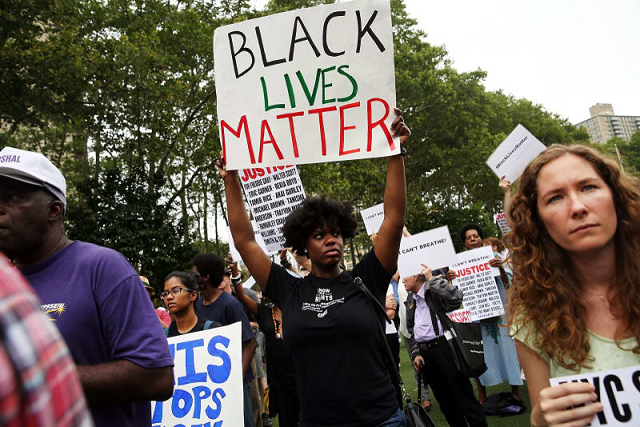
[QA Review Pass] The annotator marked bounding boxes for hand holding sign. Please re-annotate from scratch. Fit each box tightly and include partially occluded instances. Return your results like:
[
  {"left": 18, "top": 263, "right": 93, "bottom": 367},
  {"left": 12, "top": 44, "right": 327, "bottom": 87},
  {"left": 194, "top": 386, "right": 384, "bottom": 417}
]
[{"left": 533, "top": 382, "right": 603, "bottom": 427}]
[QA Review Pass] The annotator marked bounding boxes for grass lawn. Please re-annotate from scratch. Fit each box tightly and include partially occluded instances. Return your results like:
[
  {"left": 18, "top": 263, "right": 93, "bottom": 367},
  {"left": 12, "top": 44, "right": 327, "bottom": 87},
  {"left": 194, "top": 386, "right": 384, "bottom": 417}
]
[{"left": 268, "top": 336, "right": 532, "bottom": 426}]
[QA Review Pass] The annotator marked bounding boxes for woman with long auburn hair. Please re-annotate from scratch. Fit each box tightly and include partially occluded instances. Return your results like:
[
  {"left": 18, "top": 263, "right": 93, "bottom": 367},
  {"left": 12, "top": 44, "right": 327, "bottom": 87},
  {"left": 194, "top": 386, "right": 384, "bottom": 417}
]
[{"left": 508, "top": 144, "right": 640, "bottom": 426}]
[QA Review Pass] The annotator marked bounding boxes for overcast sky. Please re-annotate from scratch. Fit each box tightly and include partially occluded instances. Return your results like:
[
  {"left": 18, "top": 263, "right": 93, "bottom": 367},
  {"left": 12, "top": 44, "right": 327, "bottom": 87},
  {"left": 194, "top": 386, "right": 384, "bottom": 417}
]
[{"left": 403, "top": 0, "right": 640, "bottom": 124}]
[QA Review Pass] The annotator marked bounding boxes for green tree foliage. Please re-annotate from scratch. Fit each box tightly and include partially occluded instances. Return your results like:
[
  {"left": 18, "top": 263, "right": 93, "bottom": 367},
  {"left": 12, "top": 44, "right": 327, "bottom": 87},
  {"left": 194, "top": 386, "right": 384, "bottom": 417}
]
[{"left": 0, "top": 0, "right": 591, "bottom": 274}]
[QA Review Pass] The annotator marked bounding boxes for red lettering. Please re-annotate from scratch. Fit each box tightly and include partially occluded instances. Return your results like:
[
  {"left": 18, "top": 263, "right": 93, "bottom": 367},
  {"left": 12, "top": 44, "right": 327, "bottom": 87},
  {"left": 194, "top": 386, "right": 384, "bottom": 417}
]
[
  {"left": 240, "top": 169, "right": 250, "bottom": 182},
  {"left": 258, "top": 120, "right": 284, "bottom": 163},
  {"left": 366, "top": 98, "right": 394, "bottom": 152},
  {"left": 256, "top": 168, "right": 265, "bottom": 177},
  {"left": 276, "top": 111, "right": 304, "bottom": 158},
  {"left": 339, "top": 102, "right": 361, "bottom": 156},
  {"left": 308, "top": 106, "right": 337, "bottom": 156},
  {"left": 221, "top": 115, "right": 255, "bottom": 164}
]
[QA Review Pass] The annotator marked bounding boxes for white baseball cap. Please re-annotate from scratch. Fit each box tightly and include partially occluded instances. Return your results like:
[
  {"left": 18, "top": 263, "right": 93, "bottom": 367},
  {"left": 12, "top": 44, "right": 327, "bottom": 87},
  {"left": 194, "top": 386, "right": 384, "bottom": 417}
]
[{"left": 0, "top": 146, "right": 67, "bottom": 210}]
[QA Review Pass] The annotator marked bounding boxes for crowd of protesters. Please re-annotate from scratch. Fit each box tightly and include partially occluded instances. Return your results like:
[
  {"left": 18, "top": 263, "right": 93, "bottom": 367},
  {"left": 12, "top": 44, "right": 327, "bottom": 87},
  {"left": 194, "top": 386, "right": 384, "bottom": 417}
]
[{"left": 1, "top": 117, "right": 639, "bottom": 427}]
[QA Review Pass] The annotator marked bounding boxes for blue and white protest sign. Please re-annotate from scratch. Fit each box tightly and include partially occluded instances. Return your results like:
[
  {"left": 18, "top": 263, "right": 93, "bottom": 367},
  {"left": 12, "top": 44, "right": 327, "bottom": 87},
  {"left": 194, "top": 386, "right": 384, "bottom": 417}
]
[{"left": 152, "top": 323, "right": 244, "bottom": 427}]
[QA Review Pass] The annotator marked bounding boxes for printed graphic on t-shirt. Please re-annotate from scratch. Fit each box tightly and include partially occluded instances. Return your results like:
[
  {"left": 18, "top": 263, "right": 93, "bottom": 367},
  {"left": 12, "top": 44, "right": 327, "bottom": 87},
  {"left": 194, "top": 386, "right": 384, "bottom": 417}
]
[
  {"left": 41, "top": 303, "right": 66, "bottom": 321},
  {"left": 302, "top": 288, "right": 344, "bottom": 318}
]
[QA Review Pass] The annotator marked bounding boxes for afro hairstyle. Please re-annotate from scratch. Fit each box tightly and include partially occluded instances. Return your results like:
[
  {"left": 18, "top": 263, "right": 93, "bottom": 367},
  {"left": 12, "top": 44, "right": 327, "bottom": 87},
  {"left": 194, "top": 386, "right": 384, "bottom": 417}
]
[
  {"left": 459, "top": 223, "right": 485, "bottom": 243},
  {"left": 282, "top": 195, "right": 357, "bottom": 255}
]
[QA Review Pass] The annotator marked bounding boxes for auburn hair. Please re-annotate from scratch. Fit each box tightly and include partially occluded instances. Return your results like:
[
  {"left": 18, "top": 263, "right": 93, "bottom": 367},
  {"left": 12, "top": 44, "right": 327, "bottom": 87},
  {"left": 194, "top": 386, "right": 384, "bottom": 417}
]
[{"left": 507, "top": 144, "right": 640, "bottom": 371}]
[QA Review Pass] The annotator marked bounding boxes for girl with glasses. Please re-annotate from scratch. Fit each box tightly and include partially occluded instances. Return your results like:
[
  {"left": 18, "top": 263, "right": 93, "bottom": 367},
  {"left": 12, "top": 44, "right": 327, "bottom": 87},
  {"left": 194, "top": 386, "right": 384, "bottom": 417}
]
[{"left": 162, "top": 272, "right": 220, "bottom": 337}]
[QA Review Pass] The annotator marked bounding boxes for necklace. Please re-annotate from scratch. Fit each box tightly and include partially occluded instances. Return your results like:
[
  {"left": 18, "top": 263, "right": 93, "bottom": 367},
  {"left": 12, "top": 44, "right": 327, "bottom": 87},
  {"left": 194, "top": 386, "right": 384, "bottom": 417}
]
[{"left": 272, "top": 307, "right": 282, "bottom": 339}]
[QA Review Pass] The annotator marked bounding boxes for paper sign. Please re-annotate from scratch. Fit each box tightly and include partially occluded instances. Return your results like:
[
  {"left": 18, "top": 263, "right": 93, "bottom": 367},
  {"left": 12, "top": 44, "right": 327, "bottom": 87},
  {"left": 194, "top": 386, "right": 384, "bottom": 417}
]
[
  {"left": 550, "top": 365, "right": 640, "bottom": 426},
  {"left": 494, "top": 212, "right": 511, "bottom": 234},
  {"left": 486, "top": 124, "right": 546, "bottom": 182},
  {"left": 242, "top": 276, "right": 256, "bottom": 290},
  {"left": 446, "top": 308, "right": 472, "bottom": 324},
  {"left": 214, "top": 0, "right": 398, "bottom": 170},
  {"left": 240, "top": 165, "right": 306, "bottom": 253},
  {"left": 228, "top": 221, "right": 269, "bottom": 263},
  {"left": 397, "top": 226, "right": 457, "bottom": 277},
  {"left": 361, "top": 202, "right": 385, "bottom": 235},
  {"left": 151, "top": 323, "right": 244, "bottom": 426},
  {"left": 449, "top": 246, "right": 504, "bottom": 321}
]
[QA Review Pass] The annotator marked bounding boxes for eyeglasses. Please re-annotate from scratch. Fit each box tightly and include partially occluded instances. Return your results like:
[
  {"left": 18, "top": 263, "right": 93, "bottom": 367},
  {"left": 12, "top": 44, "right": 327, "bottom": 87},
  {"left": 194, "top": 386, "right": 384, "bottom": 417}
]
[{"left": 159, "top": 286, "right": 196, "bottom": 299}]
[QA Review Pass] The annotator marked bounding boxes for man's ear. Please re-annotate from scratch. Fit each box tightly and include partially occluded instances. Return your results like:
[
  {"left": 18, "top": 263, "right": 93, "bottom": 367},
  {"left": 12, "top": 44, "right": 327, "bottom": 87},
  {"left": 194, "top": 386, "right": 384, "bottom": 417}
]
[
  {"left": 48, "top": 199, "right": 65, "bottom": 223},
  {"left": 202, "top": 274, "right": 210, "bottom": 284}
]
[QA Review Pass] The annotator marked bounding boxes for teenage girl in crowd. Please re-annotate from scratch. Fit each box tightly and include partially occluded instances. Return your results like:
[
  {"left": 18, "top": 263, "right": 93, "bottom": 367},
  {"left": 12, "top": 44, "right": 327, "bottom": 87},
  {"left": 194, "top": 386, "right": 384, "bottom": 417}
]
[
  {"left": 162, "top": 272, "right": 219, "bottom": 337},
  {"left": 218, "top": 109, "right": 410, "bottom": 426},
  {"left": 508, "top": 145, "right": 640, "bottom": 426}
]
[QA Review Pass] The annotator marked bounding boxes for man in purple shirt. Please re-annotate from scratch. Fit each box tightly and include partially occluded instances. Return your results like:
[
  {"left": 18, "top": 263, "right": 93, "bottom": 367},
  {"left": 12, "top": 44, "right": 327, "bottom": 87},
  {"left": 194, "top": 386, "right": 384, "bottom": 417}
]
[
  {"left": 0, "top": 147, "right": 174, "bottom": 426},
  {"left": 405, "top": 266, "right": 487, "bottom": 427}
]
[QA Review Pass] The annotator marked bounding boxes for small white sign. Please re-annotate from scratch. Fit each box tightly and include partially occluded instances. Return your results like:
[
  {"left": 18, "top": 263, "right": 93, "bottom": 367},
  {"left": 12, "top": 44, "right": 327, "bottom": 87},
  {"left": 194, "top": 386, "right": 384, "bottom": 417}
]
[
  {"left": 494, "top": 212, "right": 511, "bottom": 234},
  {"left": 239, "top": 166, "right": 306, "bottom": 253},
  {"left": 449, "top": 246, "right": 504, "bottom": 321},
  {"left": 550, "top": 365, "right": 640, "bottom": 426},
  {"left": 360, "top": 202, "right": 385, "bottom": 235},
  {"left": 446, "top": 308, "right": 472, "bottom": 323},
  {"left": 397, "top": 226, "right": 457, "bottom": 277},
  {"left": 151, "top": 323, "right": 244, "bottom": 426},
  {"left": 486, "top": 124, "right": 546, "bottom": 182},
  {"left": 214, "top": 0, "right": 398, "bottom": 170}
]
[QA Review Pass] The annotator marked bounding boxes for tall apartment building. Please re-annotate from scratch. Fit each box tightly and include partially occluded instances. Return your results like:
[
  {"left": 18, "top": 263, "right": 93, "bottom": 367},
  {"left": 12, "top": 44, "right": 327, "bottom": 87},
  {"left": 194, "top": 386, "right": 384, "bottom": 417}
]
[{"left": 575, "top": 103, "right": 640, "bottom": 144}]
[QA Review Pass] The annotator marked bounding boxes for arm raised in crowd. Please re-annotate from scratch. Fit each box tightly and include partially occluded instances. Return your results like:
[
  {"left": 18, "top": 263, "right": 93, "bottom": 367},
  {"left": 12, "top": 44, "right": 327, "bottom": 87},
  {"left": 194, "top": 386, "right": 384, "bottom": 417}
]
[
  {"left": 373, "top": 108, "right": 410, "bottom": 274},
  {"left": 499, "top": 175, "right": 514, "bottom": 229},
  {"left": 78, "top": 361, "right": 174, "bottom": 404},
  {"left": 217, "top": 158, "right": 272, "bottom": 291}
]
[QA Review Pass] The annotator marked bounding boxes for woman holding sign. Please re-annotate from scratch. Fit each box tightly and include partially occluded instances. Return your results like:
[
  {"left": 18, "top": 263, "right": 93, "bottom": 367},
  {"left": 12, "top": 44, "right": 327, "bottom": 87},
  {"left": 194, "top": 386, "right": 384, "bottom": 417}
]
[
  {"left": 218, "top": 109, "right": 410, "bottom": 426},
  {"left": 508, "top": 145, "right": 640, "bottom": 426}
]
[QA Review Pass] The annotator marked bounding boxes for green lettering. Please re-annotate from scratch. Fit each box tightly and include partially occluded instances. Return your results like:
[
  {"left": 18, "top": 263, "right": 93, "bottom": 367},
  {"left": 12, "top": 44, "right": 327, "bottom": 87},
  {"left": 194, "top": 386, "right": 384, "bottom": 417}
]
[
  {"left": 261, "top": 77, "right": 284, "bottom": 111},
  {"left": 284, "top": 74, "right": 296, "bottom": 108},
  {"left": 296, "top": 69, "right": 322, "bottom": 106},
  {"left": 337, "top": 65, "right": 358, "bottom": 102},
  {"left": 321, "top": 66, "right": 336, "bottom": 104}
]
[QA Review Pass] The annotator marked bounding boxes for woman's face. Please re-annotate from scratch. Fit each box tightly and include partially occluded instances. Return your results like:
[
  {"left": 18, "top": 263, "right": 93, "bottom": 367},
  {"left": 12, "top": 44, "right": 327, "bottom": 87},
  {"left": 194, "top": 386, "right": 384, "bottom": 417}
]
[
  {"left": 464, "top": 229, "right": 483, "bottom": 250},
  {"left": 163, "top": 276, "right": 196, "bottom": 315},
  {"left": 305, "top": 223, "right": 343, "bottom": 268},
  {"left": 536, "top": 154, "right": 617, "bottom": 257}
]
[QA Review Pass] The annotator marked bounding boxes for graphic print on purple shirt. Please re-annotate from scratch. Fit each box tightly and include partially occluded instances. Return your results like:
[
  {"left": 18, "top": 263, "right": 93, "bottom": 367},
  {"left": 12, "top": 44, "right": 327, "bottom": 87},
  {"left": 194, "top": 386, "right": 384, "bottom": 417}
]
[{"left": 19, "top": 241, "right": 174, "bottom": 427}]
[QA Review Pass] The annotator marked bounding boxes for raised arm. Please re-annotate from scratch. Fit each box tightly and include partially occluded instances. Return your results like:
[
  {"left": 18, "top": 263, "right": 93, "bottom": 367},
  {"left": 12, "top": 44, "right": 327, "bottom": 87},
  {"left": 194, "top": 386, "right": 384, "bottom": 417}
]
[
  {"left": 373, "top": 108, "right": 410, "bottom": 274},
  {"left": 499, "top": 175, "right": 514, "bottom": 229},
  {"left": 217, "top": 158, "right": 272, "bottom": 291}
]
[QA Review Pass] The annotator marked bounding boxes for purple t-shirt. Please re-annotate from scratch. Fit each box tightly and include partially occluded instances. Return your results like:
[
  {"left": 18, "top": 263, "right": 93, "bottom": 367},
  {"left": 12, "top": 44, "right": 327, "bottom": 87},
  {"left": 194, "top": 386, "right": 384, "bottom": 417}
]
[{"left": 19, "top": 241, "right": 174, "bottom": 427}]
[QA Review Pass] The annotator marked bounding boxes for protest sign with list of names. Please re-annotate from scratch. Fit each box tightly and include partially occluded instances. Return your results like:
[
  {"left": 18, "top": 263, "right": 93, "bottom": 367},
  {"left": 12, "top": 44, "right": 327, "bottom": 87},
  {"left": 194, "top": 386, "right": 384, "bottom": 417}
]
[
  {"left": 228, "top": 220, "right": 270, "bottom": 262},
  {"left": 151, "top": 323, "right": 244, "bottom": 427},
  {"left": 494, "top": 212, "right": 511, "bottom": 234},
  {"left": 214, "top": 0, "right": 398, "bottom": 170},
  {"left": 449, "top": 246, "right": 504, "bottom": 321},
  {"left": 550, "top": 365, "right": 640, "bottom": 426},
  {"left": 486, "top": 124, "right": 546, "bottom": 183},
  {"left": 240, "top": 165, "right": 306, "bottom": 253}
]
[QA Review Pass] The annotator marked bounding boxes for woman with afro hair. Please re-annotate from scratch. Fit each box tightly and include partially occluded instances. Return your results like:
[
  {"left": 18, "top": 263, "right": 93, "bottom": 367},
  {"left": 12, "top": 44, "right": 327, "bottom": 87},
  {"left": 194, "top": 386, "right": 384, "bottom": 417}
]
[
  {"left": 508, "top": 144, "right": 640, "bottom": 426},
  {"left": 217, "top": 109, "right": 410, "bottom": 427}
]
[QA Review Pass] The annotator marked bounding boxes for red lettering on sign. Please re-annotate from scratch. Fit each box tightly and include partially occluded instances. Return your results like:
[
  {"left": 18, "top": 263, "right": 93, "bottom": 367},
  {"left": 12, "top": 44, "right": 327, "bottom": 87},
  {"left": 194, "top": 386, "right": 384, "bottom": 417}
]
[
  {"left": 221, "top": 115, "right": 255, "bottom": 164},
  {"left": 308, "top": 106, "right": 337, "bottom": 156},
  {"left": 276, "top": 111, "right": 304, "bottom": 158},
  {"left": 367, "top": 98, "right": 394, "bottom": 152},
  {"left": 339, "top": 102, "right": 361, "bottom": 156},
  {"left": 258, "top": 120, "right": 284, "bottom": 163}
]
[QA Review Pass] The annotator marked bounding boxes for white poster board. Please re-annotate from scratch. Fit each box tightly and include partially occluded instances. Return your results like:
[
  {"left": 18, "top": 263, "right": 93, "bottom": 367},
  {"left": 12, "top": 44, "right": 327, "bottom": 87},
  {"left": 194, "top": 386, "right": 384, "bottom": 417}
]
[
  {"left": 449, "top": 246, "right": 504, "bottom": 321},
  {"left": 486, "top": 124, "right": 546, "bottom": 182},
  {"left": 360, "top": 202, "right": 384, "bottom": 235},
  {"left": 494, "top": 212, "right": 511, "bottom": 234},
  {"left": 397, "top": 226, "right": 457, "bottom": 277},
  {"left": 228, "top": 221, "right": 269, "bottom": 262},
  {"left": 214, "top": 0, "right": 398, "bottom": 170},
  {"left": 240, "top": 165, "right": 306, "bottom": 253},
  {"left": 151, "top": 323, "right": 244, "bottom": 426},
  {"left": 550, "top": 365, "right": 640, "bottom": 426}
]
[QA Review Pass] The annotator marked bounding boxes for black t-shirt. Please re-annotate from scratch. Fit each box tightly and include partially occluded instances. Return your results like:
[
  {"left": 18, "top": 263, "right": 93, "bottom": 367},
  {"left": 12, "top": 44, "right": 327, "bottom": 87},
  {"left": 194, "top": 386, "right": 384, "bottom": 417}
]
[
  {"left": 265, "top": 250, "right": 398, "bottom": 427},
  {"left": 166, "top": 316, "right": 221, "bottom": 338},
  {"left": 256, "top": 303, "right": 296, "bottom": 390}
]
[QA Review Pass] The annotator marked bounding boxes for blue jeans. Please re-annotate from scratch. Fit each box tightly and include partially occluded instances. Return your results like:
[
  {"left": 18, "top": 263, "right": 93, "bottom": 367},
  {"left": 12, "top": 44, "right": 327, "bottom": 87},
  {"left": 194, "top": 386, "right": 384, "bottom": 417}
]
[
  {"left": 377, "top": 408, "right": 407, "bottom": 427},
  {"left": 243, "top": 381, "right": 255, "bottom": 427}
]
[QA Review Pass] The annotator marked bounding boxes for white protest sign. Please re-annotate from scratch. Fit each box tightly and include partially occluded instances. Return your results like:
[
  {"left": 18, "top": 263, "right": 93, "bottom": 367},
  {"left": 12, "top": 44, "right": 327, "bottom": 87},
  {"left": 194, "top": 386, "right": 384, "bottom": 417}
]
[
  {"left": 214, "top": 0, "right": 398, "bottom": 170},
  {"left": 360, "top": 202, "right": 385, "bottom": 235},
  {"left": 397, "top": 226, "right": 457, "bottom": 277},
  {"left": 449, "top": 246, "right": 504, "bottom": 321},
  {"left": 151, "top": 323, "right": 244, "bottom": 426},
  {"left": 240, "top": 165, "right": 306, "bottom": 253},
  {"left": 446, "top": 308, "right": 473, "bottom": 323},
  {"left": 228, "top": 221, "right": 269, "bottom": 262},
  {"left": 486, "top": 124, "right": 546, "bottom": 182},
  {"left": 550, "top": 365, "right": 640, "bottom": 426},
  {"left": 494, "top": 212, "right": 511, "bottom": 234},
  {"left": 242, "top": 275, "right": 256, "bottom": 290}
]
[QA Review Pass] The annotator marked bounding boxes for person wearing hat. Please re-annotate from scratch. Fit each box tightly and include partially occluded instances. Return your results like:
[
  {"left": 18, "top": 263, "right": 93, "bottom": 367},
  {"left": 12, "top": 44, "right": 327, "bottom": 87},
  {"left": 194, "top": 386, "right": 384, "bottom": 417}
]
[
  {"left": 0, "top": 146, "right": 174, "bottom": 426},
  {"left": 141, "top": 275, "right": 171, "bottom": 328}
]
